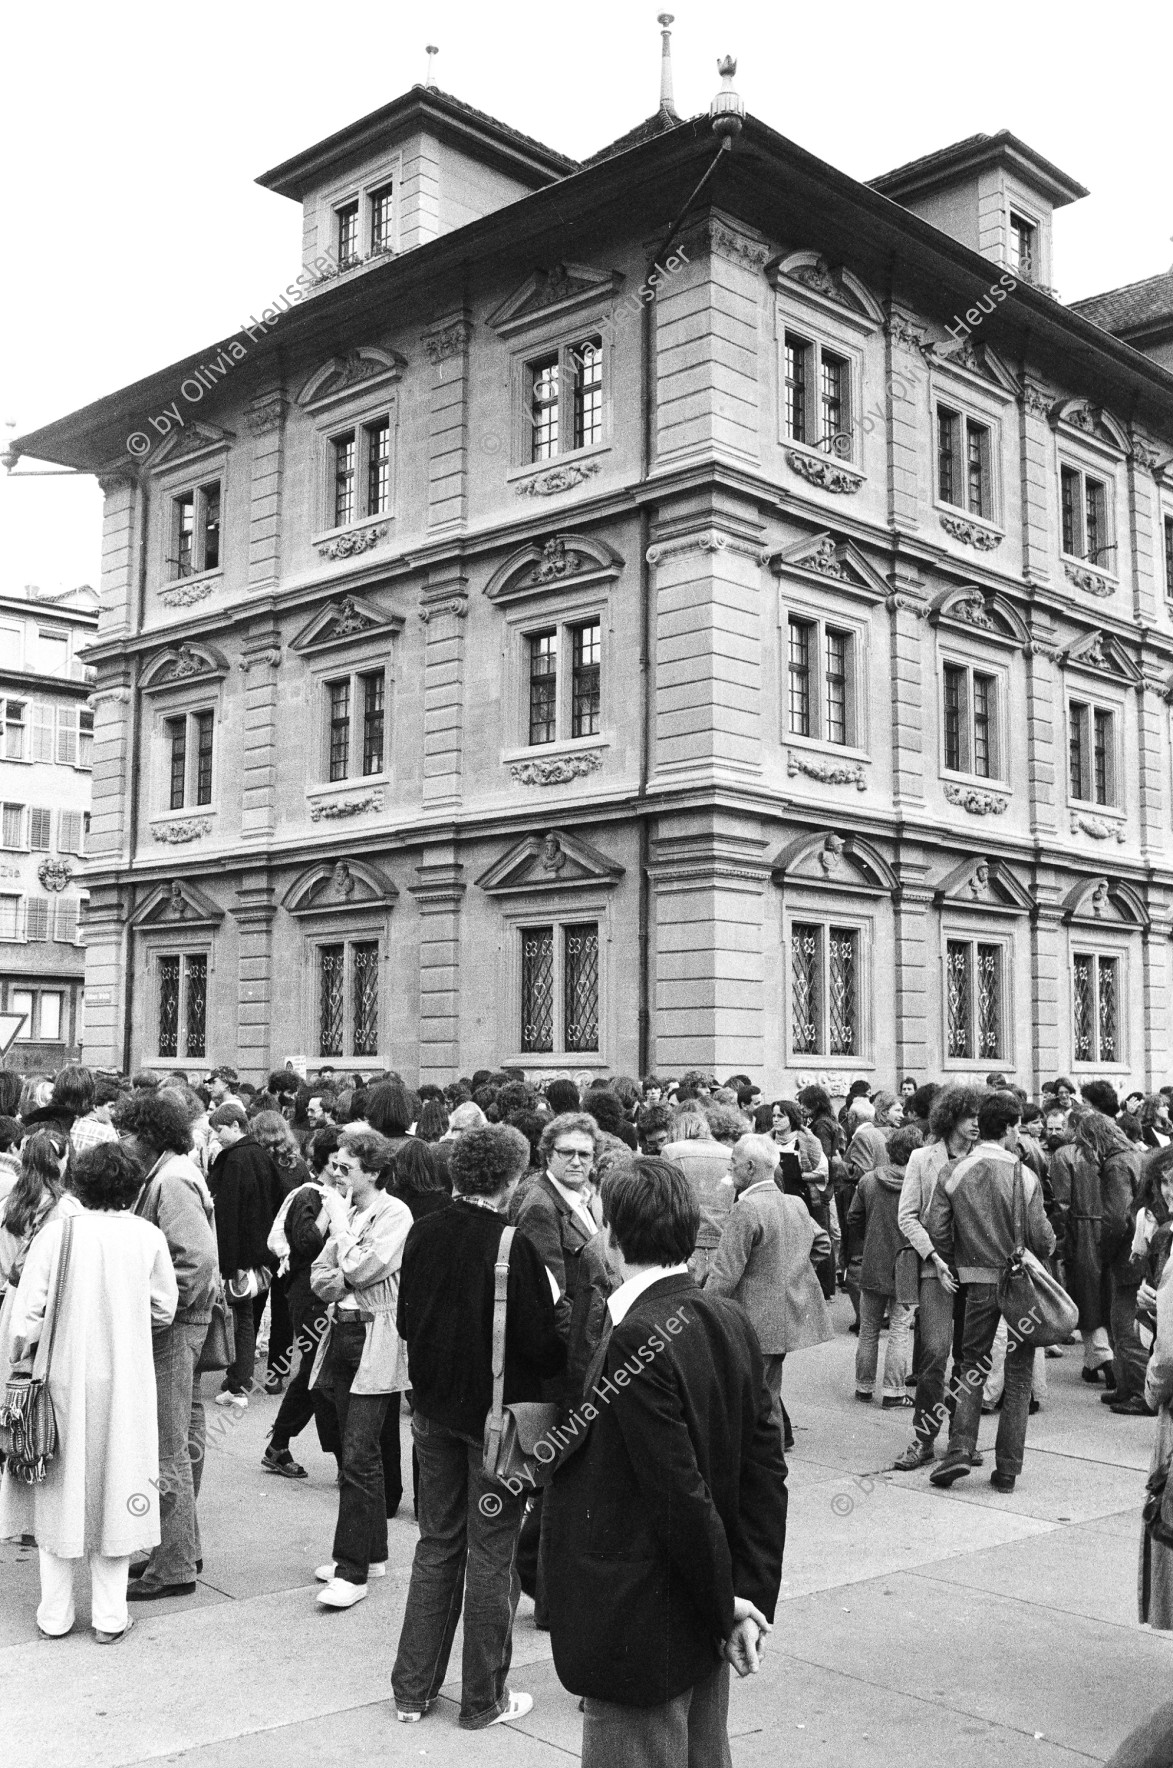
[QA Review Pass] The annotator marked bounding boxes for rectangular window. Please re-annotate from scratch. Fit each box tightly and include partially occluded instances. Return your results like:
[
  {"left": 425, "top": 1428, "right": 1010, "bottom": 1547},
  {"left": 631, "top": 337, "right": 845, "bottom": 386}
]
[
  {"left": 938, "top": 408, "right": 960, "bottom": 506},
  {"left": 54, "top": 899, "right": 78, "bottom": 944},
  {"left": 784, "top": 335, "right": 809, "bottom": 445},
  {"left": 56, "top": 706, "right": 78, "bottom": 767},
  {"left": 39, "top": 992, "right": 62, "bottom": 1042},
  {"left": 947, "top": 940, "right": 1003, "bottom": 1060},
  {"left": 1061, "top": 463, "right": 1113, "bottom": 567},
  {"left": 369, "top": 182, "right": 394, "bottom": 255},
  {"left": 185, "top": 955, "right": 207, "bottom": 1059},
  {"left": 10, "top": 987, "right": 33, "bottom": 1031},
  {"left": 202, "top": 483, "right": 220, "bottom": 572},
  {"left": 824, "top": 629, "right": 848, "bottom": 746},
  {"left": 1074, "top": 952, "right": 1119, "bottom": 1064},
  {"left": 788, "top": 618, "right": 812, "bottom": 738},
  {"left": 319, "top": 945, "right": 344, "bottom": 1057},
  {"left": 78, "top": 709, "right": 93, "bottom": 769},
  {"left": 175, "top": 492, "right": 195, "bottom": 578},
  {"left": 563, "top": 924, "right": 600, "bottom": 1052},
  {"left": 328, "top": 680, "right": 351, "bottom": 781},
  {"left": 1009, "top": 213, "right": 1036, "bottom": 280},
  {"left": 571, "top": 622, "right": 601, "bottom": 739},
  {"left": 361, "top": 672, "right": 384, "bottom": 776},
  {"left": 366, "top": 418, "right": 391, "bottom": 516},
  {"left": 791, "top": 922, "right": 859, "bottom": 1057},
  {"left": 820, "top": 351, "right": 846, "bottom": 450},
  {"left": 352, "top": 942, "right": 379, "bottom": 1057},
  {"left": 1, "top": 804, "right": 23, "bottom": 850},
  {"left": 0, "top": 898, "right": 21, "bottom": 941},
  {"left": 167, "top": 716, "right": 187, "bottom": 810},
  {"left": 26, "top": 898, "right": 49, "bottom": 942},
  {"left": 57, "top": 810, "right": 81, "bottom": 855},
  {"left": 194, "top": 711, "right": 214, "bottom": 807},
  {"left": 319, "top": 939, "right": 381, "bottom": 1060},
  {"left": 170, "top": 482, "right": 221, "bottom": 580},
  {"left": 337, "top": 201, "right": 360, "bottom": 269},
  {"left": 966, "top": 421, "right": 990, "bottom": 519},
  {"left": 34, "top": 629, "right": 69, "bottom": 677},
  {"left": 3, "top": 698, "right": 26, "bottom": 760},
  {"left": 571, "top": 339, "right": 604, "bottom": 451},
  {"left": 530, "top": 355, "right": 560, "bottom": 462},
  {"left": 30, "top": 807, "right": 51, "bottom": 851},
  {"left": 158, "top": 955, "right": 180, "bottom": 1057},
  {"left": 156, "top": 953, "right": 207, "bottom": 1059},
  {"left": 526, "top": 336, "right": 605, "bottom": 463},
  {"left": 1069, "top": 699, "right": 1115, "bottom": 805},
  {"left": 519, "top": 920, "right": 600, "bottom": 1055},
  {"left": 528, "top": 631, "right": 558, "bottom": 745},
  {"left": 943, "top": 663, "right": 999, "bottom": 779},
  {"left": 521, "top": 926, "right": 554, "bottom": 1053},
  {"left": 938, "top": 406, "right": 991, "bottom": 516},
  {"left": 333, "top": 433, "right": 356, "bottom": 528}
]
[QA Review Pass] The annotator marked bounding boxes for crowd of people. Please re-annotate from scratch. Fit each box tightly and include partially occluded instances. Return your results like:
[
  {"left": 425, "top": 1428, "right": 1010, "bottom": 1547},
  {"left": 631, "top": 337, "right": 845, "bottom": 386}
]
[{"left": 2, "top": 1055, "right": 1173, "bottom": 1762}]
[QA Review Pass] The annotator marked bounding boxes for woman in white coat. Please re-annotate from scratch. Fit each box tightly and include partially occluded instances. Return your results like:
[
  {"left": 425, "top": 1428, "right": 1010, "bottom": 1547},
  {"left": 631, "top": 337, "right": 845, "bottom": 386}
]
[{"left": 0, "top": 1141, "right": 177, "bottom": 1642}]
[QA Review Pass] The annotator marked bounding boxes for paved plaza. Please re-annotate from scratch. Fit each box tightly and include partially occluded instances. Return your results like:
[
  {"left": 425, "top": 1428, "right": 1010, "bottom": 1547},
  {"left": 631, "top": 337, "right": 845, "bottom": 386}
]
[{"left": 1, "top": 1301, "right": 1166, "bottom": 1767}]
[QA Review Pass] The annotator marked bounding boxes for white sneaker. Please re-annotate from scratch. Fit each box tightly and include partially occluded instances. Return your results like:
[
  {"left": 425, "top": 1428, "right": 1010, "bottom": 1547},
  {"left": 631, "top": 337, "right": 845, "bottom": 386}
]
[
  {"left": 489, "top": 1693, "right": 533, "bottom": 1725},
  {"left": 316, "top": 1578, "right": 368, "bottom": 1609},
  {"left": 315, "top": 1561, "right": 386, "bottom": 1582},
  {"left": 214, "top": 1390, "right": 248, "bottom": 1410}
]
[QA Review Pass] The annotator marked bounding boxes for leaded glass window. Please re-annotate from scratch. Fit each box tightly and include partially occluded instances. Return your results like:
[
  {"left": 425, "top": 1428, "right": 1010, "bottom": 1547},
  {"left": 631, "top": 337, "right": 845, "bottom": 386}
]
[
  {"left": 353, "top": 942, "right": 379, "bottom": 1057},
  {"left": 972, "top": 674, "right": 992, "bottom": 778},
  {"left": 938, "top": 409, "right": 960, "bottom": 506},
  {"left": 1061, "top": 465, "right": 1079, "bottom": 555},
  {"left": 1073, "top": 951, "right": 1120, "bottom": 1065},
  {"left": 319, "top": 945, "right": 344, "bottom": 1058},
  {"left": 790, "top": 924, "right": 820, "bottom": 1057},
  {"left": 158, "top": 955, "right": 180, "bottom": 1058},
  {"left": 564, "top": 924, "right": 599, "bottom": 1052},
  {"left": 948, "top": 940, "right": 1002, "bottom": 1061},
  {"left": 943, "top": 666, "right": 964, "bottom": 773},
  {"left": 185, "top": 955, "right": 207, "bottom": 1059},
  {"left": 828, "top": 929, "right": 857, "bottom": 1057},
  {"left": 792, "top": 922, "right": 859, "bottom": 1058},
  {"left": 965, "top": 421, "right": 989, "bottom": 518},
  {"left": 521, "top": 927, "right": 554, "bottom": 1052}
]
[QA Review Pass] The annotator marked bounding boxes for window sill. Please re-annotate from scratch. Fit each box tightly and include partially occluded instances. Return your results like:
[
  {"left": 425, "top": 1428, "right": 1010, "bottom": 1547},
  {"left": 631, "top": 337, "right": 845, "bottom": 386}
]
[
  {"left": 312, "top": 515, "right": 393, "bottom": 560},
  {"left": 934, "top": 503, "right": 1003, "bottom": 547},
  {"left": 1061, "top": 556, "right": 1117, "bottom": 596},
  {"left": 505, "top": 1052, "right": 608, "bottom": 1073},
  {"left": 507, "top": 443, "right": 610, "bottom": 488},
  {"left": 783, "top": 443, "right": 865, "bottom": 495},
  {"left": 787, "top": 1055, "right": 873, "bottom": 1073},
  {"left": 1067, "top": 800, "right": 1123, "bottom": 818},
  {"left": 159, "top": 570, "right": 223, "bottom": 607},
  {"left": 306, "top": 779, "right": 388, "bottom": 822},
  {"left": 786, "top": 735, "right": 869, "bottom": 763},
  {"left": 502, "top": 738, "right": 609, "bottom": 765},
  {"left": 148, "top": 810, "right": 216, "bottom": 846}
]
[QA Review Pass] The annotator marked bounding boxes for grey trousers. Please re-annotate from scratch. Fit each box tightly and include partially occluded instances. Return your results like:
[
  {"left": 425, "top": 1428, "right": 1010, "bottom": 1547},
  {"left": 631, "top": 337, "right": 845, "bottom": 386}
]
[
  {"left": 583, "top": 1662, "right": 732, "bottom": 1768},
  {"left": 137, "top": 1319, "right": 207, "bottom": 1588}
]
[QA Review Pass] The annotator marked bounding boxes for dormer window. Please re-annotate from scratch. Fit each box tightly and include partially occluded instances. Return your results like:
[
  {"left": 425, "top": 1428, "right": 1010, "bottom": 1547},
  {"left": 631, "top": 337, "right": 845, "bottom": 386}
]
[
  {"left": 1009, "top": 213, "right": 1036, "bottom": 281},
  {"left": 369, "top": 183, "right": 395, "bottom": 255},
  {"left": 337, "top": 201, "right": 360, "bottom": 270},
  {"left": 170, "top": 482, "right": 221, "bottom": 579},
  {"left": 1061, "top": 464, "right": 1112, "bottom": 567}
]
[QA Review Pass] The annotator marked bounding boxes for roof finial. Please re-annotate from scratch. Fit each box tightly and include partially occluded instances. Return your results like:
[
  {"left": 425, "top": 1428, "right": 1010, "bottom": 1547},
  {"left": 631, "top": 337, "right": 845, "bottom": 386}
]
[
  {"left": 657, "top": 14, "right": 678, "bottom": 119},
  {"left": 425, "top": 44, "right": 439, "bottom": 88},
  {"left": 709, "top": 55, "right": 744, "bottom": 151}
]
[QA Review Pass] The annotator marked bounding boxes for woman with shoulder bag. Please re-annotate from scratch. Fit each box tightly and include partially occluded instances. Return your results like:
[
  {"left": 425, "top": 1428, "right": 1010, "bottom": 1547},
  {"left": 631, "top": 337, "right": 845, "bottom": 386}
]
[
  {"left": 0, "top": 1130, "right": 80, "bottom": 1381},
  {"left": 1140, "top": 1229, "right": 1173, "bottom": 1627}
]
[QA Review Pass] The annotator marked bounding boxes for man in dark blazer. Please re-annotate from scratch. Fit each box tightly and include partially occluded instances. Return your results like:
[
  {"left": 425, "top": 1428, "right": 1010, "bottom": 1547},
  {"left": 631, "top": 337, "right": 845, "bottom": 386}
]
[{"left": 545, "top": 1156, "right": 787, "bottom": 1768}]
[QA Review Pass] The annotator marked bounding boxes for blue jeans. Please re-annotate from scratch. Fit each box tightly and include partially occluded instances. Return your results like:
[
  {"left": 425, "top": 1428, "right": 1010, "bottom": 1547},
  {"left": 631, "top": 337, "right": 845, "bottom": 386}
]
[
  {"left": 946, "top": 1282, "right": 1034, "bottom": 1475},
  {"left": 391, "top": 1412, "right": 525, "bottom": 1727},
  {"left": 328, "top": 1319, "right": 394, "bottom": 1584},
  {"left": 138, "top": 1320, "right": 207, "bottom": 1588}
]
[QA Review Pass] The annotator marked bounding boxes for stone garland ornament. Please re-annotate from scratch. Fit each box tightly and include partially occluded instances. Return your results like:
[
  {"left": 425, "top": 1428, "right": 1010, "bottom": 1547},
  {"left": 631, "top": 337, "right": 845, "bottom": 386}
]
[
  {"left": 516, "top": 461, "right": 600, "bottom": 498},
  {"left": 939, "top": 514, "right": 1003, "bottom": 551},
  {"left": 1064, "top": 563, "right": 1114, "bottom": 597},
  {"left": 786, "top": 752, "right": 868, "bottom": 791},
  {"left": 1071, "top": 813, "right": 1126, "bottom": 843},
  {"left": 944, "top": 783, "right": 1008, "bottom": 815},
  {"left": 160, "top": 581, "right": 214, "bottom": 609},
  {"left": 785, "top": 450, "right": 863, "bottom": 494},
  {"left": 422, "top": 321, "right": 473, "bottom": 364},
  {"left": 309, "top": 792, "right": 384, "bottom": 821},
  {"left": 510, "top": 752, "right": 604, "bottom": 786},
  {"left": 529, "top": 538, "right": 584, "bottom": 584},
  {"left": 152, "top": 818, "right": 212, "bottom": 844},
  {"left": 317, "top": 525, "right": 388, "bottom": 560},
  {"left": 37, "top": 858, "right": 73, "bottom": 892}
]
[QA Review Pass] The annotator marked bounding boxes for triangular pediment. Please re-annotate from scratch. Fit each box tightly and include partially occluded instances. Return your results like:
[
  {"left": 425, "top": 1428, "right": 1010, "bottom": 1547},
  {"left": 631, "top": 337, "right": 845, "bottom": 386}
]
[
  {"left": 297, "top": 348, "right": 405, "bottom": 411},
  {"left": 931, "top": 585, "right": 1028, "bottom": 644},
  {"left": 768, "top": 251, "right": 884, "bottom": 325},
  {"left": 766, "top": 531, "right": 889, "bottom": 599},
  {"left": 484, "top": 533, "right": 623, "bottom": 603},
  {"left": 149, "top": 422, "right": 234, "bottom": 473},
  {"left": 772, "top": 831, "right": 898, "bottom": 896},
  {"left": 935, "top": 856, "right": 1032, "bottom": 913},
  {"left": 283, "top": 858, "right": 398, "bottom": 919},
  {"left": 290, "top": 594, "right": 402, "bottom": 653},
  {"left": 1062, "top": 874, "right": 1148, "bottom": 928},
  {"left": 141, "top": 641, "right": 230, "bottom": 693},
  {"left": 1061, "top": 628, "right": 1141, "bottom": 683},
  {"left": 475, "top": 829, "right": 625, "bottom": 896},
  {"left": 130, "top": 878, "right": 223, "bottom": 930},
  {"left": 928, "top": 337, "right": 1020, "bottom": 394},
  {"left": 487, "top": 263, "right": 623, "bottom": 335},
  {"left": 1052, "top": 399, "right": 1129, "bottom": 453}
]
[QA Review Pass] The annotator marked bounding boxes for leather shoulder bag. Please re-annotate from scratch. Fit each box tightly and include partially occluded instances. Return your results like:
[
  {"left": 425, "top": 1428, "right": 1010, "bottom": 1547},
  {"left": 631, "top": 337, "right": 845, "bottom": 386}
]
[
  {"left": 482, "top": 1225, "right": 560, "bottom": 1489},
  {"left": 997, "top": 1163, "right": 1079, "bottom": 1348},
  {"left": 0, "top": 1214, "right": 74, "bottom": 1483}
]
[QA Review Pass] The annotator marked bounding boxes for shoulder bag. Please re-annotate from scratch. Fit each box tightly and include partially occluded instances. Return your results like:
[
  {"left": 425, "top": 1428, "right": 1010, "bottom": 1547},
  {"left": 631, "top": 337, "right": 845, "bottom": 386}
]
[
  {"left": 196, "top": 1279, "right": 235, "bottom": 1374},
  {"left": 997, "top": 1163, "right": 1079, "bottom": 1348},
  {"left": 0, "top": 1214, "right": 74, "bottom": 1483},
  {"left": 482, "top": 1225, "right": 560, "bottom": 1489}
]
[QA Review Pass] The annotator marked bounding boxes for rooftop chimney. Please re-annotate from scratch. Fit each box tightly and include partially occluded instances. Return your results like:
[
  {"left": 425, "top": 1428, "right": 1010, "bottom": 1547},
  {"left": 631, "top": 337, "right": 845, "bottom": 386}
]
[
  {"left": 425, "top": 45, "right": 439, "bottom": 88},
  {"left": 658, "top": 14, "right": 678, "bottom": 118}
]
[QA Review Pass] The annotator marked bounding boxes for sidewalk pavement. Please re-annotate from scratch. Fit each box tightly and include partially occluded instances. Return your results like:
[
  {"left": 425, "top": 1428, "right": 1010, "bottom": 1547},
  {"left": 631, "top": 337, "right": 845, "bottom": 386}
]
[{"left": 1, "top": 1298, "right": 1169, "bottom": 1767}]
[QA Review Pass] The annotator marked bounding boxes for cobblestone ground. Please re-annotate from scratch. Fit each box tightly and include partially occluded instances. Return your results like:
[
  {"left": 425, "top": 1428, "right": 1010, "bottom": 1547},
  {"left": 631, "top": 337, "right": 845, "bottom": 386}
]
[{"left": 1, "top": 1298, "right": 1167, "bottom": 1767}]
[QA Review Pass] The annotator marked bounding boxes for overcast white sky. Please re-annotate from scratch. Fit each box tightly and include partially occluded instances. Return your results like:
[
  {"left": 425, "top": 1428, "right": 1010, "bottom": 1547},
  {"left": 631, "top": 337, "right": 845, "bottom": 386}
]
[{"left": 1, "top": 0, "right": 1169, "bottom": 601}]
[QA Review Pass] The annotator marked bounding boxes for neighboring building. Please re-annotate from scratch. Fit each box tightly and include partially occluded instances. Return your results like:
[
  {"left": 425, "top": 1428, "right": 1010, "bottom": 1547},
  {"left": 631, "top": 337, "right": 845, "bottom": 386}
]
[
  {"left": 0, "top": 584, "right": 96, "bottom": 1072},
  {"left": 10, "top": 79, "right": 1173, "bottom": 1094}
]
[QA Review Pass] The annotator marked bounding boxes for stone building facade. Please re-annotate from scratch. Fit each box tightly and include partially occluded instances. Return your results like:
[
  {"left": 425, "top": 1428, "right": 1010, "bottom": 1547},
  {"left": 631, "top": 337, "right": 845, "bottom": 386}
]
[
  {"left": 0, "top": 585, "right": 96, "bottom": 1071},
  {"left": 13, "top": 89, "right": 1173, "bottom": 1093}
]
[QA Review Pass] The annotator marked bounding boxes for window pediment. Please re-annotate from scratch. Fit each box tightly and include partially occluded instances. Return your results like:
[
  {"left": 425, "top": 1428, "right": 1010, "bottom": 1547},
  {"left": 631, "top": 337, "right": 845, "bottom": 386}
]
[
  {"left": 772, "top": 831, "right": 897, "bottom": 896},
  {"left": 149, "top": 423, "right": 233, "bottom": 475},
  {"left": 927, "top": 339, "right": 1019, "bottom": 397},
  {"left": 764, "top": 531, "right": 889, "bottom": 601},
  {"left": 1061, "top": 629, "right": 1140, "bottom": 684},
  {"left": 768, "top": 252, "right": 884, "bottom": 328},
  {"left": 297, "top": 348, "right": 405, "bottom": 412},
  {"left": 1062, "top": 874, "right": 1147, "bottom": 928},
  {"left": 291, "top": 594, "right": 403, "bottom": 654},
  {"left": 476, "top": 829, "right": 624, "bottom": 896},
  {"left": 930, "top": 586, "right": 1027, "bottom": 646},
  {"left": 141, "top": 642, "right": 229, "bottom": 693},
  {"left": 130, "top": 879, "right": 223, "bottom": 930},
  {"left": 1051, "top": 399, "right": 1129, "bottom": 454},
  {"left": 484, "top": 533, "right": 623, "bottom": 605},
  {"left": 935, "top": 856, "right": 1032, "bottom": 914},
  {"left": 488, "top": 263, "right": 623, "bottom": 337},
  {"left": 283, "top": 858, "right": 397, "bottom": 920}
]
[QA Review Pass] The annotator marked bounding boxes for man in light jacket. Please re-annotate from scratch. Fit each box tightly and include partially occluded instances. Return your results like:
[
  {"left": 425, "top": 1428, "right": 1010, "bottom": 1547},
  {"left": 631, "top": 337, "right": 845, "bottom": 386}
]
[
  {"left": 704, "top": 1134, "right": 831, "bottom": 1452},
  {"left": 926, "top": 1091, "right": 1055, "bottom": 1493}
]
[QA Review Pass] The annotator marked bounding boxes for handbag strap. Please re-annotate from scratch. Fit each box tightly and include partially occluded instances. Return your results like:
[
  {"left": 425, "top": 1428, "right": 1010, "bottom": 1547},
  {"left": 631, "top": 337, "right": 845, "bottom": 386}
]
[
  {"left": 488, "top": 1225, "right": 516, "bottom": 1443},
  {"left": 41, "top": 1214, "right": 74, "bottom": 1375},
  {"left": 1011, "top": 1161, "right": 1026, "bottom": 1258}
]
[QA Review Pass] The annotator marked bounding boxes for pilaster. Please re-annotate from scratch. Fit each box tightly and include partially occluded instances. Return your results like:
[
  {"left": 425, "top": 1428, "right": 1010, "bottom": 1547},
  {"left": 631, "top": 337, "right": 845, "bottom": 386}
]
[
  {"left": 894, "top": 862, "right": 932, "bottom": 1079},
  {"left": 246, "top": 389, "right": 288, "bottom": 593},
  {"left": 423, "top": 312, "right": 472, "bottom": 531},
  {"left": 87, "top": 673, "right": 134, "bottom": 863},
  {"left": 1024, "top": 627, "right": 1060, "bottom": 838},
  {"left": 1029, "top": 892, "right": 1065, "bottom": 1084},
  {"left": 1019, "top": 379, "right": 1054, "bottom": 588},
  {"left": 886, "top": 571, "right": 927, "bottom": 811},
  {"left": 884, "top": 308, "right": 924, "bottom": 534},
  {"left": 408, "top": 843, "right": 467, "bottom": 1084},
  {"left": 1137, "top": 668, "right": 1168, "bottom": 863},
  {"left": 97, "top": 473, "right": 139, "bottom": 640},
  {"left": 1142, "top": 899, "right": 1173, "bottom": 1090},
  {"left": 240, "top": 623, "right": 283, "bottom": 843},
  {"left": 419, "top": 567, "right": 469, "bottom": 806},
  {"left": 79, "top": 885, "right": 129, "bottom": 1069},
  {"left": 656, "top": 211, "right": 766, "bottom": 468},
  {"left": 231, "top": 872, "right": 276, "bottom": 1080},
  {"left": 1128, "top": 436, "right": 1163, "bottom": 627}
]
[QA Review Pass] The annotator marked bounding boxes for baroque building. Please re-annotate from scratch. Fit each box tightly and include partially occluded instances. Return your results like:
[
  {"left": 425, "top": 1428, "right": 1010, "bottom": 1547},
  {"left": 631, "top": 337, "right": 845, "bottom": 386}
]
[
  {"left": 11, "top": 80, "right": 1173, "bottom": 1093},
  {"left": 0, "top": 584, "right": 96, "bottom": 1070}
]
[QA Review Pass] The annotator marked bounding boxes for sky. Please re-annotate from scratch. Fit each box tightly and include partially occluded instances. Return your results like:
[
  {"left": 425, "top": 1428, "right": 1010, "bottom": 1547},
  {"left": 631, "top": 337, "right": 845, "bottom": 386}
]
[{"left": 1, "top": 0, "right": 1170, "bottom": 601}]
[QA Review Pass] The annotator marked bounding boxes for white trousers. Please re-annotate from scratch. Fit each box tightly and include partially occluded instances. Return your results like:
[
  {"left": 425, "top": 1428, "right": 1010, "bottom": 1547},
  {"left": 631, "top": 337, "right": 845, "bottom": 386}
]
[{"left": 38, "top": 1549, "right": 130, "bottom": 1636}]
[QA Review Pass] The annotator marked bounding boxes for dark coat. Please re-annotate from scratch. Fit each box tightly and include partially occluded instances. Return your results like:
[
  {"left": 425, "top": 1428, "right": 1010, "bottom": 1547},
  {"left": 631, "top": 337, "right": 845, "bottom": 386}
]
[
  {"left": 545, "top": 1273, "right": 787, "bottom": 1708},
  {"left": 847, "top": 1167, "right": 909, "bottom": 1295},
  {"left": 208, "top": 1136, "right": 282, "bottom": 1278},
  {"left": 1063, "top": 1144, "right": 1140, "bottom": 1327},
  {"left": 514, "top": 1172, "right": 597, "bottom": 1367}
]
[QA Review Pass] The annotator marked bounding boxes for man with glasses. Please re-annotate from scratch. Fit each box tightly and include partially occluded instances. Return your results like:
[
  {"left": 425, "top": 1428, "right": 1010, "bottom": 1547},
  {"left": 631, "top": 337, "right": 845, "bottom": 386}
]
[{"left": 514, "top": 1112, "right": 602, "bottom": 1625}]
